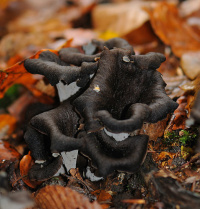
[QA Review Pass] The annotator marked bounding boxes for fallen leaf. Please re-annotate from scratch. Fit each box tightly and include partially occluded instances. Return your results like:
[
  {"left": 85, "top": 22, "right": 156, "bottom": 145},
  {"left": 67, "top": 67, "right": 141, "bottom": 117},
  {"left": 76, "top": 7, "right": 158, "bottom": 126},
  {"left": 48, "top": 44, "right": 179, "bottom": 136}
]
[
  {"left": 153, "top": 169, "right": 180, "bottom": 181},
  {"left": 180, "top": 51, "right": 200, "bottom": 80},
  {"left": 0, "top": 49, "right": 58, "bottom": 103},
  {"left": 92, "top": 1, "right": 151, "bottom": 36},
  {"left": 91, "top": 190, "right": 112, "bottom": 209},
  {"left": 158, "top": 55, "right": 180, "bottom": 77},
  {"left": 34, "top": 185, "right": 102, "bottom": 209},
  {"left": 70, "top": 168, "right": 84, "bottom": 181},
  {"left": 62, "top": 28, "right": 97, "bottom": 47},
  {"left": 156, "top": 152, "right": 176, "bottom": 161},
  {"left": 123, "top": 21, "right": 159, "bottom": 48},
  {"left": 139, "top": 117, "right": 169, "bottom": 141},
  {"left": 0, "top": 139, "right": 21, "bottom": 169},
  {"left": 180, "top": 73, "right": 200, "bottom": 96},
  {"left": 166, "top": 96, "right": 188, "bottom": 131},
  {"left": 20, "top": 152, "right": 43, "bottom": 188},
  {"left": 164, "top": 75, "right": 187, "bottom": 99},
  {"left": 179, "top": 0, "right": 200, "bottom": 17},
  {"left": 122, "top": 199, "right": 145, "bottom": 204},
  {"left": 0, "top": 114, "right": 16, "bottom": 138},
  {"left": 0, "top": 0, "right": 16, "bottom": 10},
  {"left": 184, "top": 168, "right": 200, "bottom": 179},
  {"left": 147, "top": 2, "right": 200, "bottom": 57},
  {"left": 7, "top": 91, "right": 40, "bottom": 121}
]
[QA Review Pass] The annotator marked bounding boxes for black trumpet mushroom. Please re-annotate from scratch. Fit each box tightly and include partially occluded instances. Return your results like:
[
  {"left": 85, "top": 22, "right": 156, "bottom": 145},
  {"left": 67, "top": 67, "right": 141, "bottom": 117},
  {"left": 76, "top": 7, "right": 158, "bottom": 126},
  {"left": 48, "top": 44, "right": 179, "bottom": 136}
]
[{"left": 24, "top": 38, "right": 178, "bottom": 180}]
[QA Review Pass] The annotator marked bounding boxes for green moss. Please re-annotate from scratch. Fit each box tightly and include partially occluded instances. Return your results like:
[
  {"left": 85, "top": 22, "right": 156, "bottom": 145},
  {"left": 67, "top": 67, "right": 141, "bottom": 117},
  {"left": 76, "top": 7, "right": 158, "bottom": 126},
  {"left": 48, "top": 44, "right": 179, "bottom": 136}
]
[
  {"left": 164, "top": 129, "right": 198, "bottom": 147},
  {"left": 0, "top": 84, "right": 23, "bottom": 108},
  {"left": 179, "top": 130, "right": 197, "bottom": 146}
]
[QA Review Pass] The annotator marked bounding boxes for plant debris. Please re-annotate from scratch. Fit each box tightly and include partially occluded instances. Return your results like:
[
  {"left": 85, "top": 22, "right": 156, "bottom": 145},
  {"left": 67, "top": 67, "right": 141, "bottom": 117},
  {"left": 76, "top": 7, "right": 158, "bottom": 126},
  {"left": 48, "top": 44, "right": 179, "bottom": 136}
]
[{"left": 1, "top": 1, "right": 200, "bottom": 209}]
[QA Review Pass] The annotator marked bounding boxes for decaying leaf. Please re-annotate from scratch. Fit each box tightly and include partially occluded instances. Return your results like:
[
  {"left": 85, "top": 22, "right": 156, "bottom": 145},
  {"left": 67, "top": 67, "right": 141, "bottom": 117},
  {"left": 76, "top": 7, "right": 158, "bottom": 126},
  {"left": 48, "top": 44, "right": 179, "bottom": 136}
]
[
  {"left": 147, "top": 2, "right": 200, "bottom": 57},
  {"left": 156, "top": 152, "right": 176, "bottom": 161},
  {"left": 34, "top": 185, "right": 102, "bottom": 209},
  {"left": 166, "top": 95, "right": 189, "bottom": 131},
  {"left": 20, "top": 153, "right": 43, "bottom": 188},
  {"left": 0, "top": 139, "right": 21, "bottom": 169},
  {"left": 91, "top": 190, "right": 112, "bottom": 209},
  {"left": 0, "top": 114, "right": 16, "bottom": 139},
  {"left": 139, "top": 117, "right": 169, "bottom": 141}
]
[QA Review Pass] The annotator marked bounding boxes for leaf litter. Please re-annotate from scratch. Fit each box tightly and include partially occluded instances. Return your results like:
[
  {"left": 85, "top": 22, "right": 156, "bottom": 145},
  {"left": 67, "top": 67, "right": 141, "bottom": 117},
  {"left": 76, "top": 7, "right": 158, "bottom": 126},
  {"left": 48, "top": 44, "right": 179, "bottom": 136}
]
[{"left": 0, "top": 0, "right": 200, "bottom": 209}]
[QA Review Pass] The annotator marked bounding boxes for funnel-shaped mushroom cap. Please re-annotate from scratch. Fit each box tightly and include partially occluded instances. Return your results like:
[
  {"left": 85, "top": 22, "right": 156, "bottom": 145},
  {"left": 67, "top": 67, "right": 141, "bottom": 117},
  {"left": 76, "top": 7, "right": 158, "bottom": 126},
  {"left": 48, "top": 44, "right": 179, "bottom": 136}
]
[{"left": 79, "top": 131, "right": 149, "bottom": 177}]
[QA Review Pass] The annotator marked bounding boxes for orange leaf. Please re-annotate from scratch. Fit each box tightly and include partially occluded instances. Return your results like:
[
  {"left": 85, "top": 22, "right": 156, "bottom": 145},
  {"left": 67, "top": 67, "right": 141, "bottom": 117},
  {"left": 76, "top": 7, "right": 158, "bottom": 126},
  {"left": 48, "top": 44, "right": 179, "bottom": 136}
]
[
  {"left": 0, "top": 0, "right": 16, "bottom": 10},
  {"left": 156, "top": 151, "right": 176, "bottom": 161},
  {"left": 166, "top": 95, "right": 188, "bottom": 131},
  {"left": 122, "top": 199, "right": 145, "bottom": 204},
  {"left": 147, "top": 3, "right": 200, "bottom": 57},
  {"left": 20, "top": 152, "right": 43, "bottom": 188},
  {"left": 92, "top": 189, "right": 112, "bottom": 209},
  {"left": 92, "top": 189, "right": 112, "bottom": 202},
  {"left": 0, "top": 114, "right": 16, "bottom": 135},
  {"left": 0, "top": 49, "right": 58, "bottom": 103}
]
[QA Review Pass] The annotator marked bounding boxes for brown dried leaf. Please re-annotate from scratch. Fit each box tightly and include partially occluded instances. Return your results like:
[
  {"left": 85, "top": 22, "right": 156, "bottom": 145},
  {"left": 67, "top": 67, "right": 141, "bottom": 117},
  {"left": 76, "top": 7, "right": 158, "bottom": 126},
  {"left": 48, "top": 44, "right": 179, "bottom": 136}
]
[
  {"left": 34, "top": 185, "right": 102, "bottom": 209},
  {"left": 147, "top": 2, "right": 200, "bottom": 57},
  {"left": 158, "top": 55, "right": 180, "bottom": 77},
  {"left": 139, "top": 117, "right": 169, "bottom": 141},
  {"left": 7, "top": 92, "right": 39, "bottom": 121},
  {"left": 0, "top": 139, "right": 21, "bottom": 169},
  {"left": 166, "top": 96, "right": 188, "bottom": 131}
]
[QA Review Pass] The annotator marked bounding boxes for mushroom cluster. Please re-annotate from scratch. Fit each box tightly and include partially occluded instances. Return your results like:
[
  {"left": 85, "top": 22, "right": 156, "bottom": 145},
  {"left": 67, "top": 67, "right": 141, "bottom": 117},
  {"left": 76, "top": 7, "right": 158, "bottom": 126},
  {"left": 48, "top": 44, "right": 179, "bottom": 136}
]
[{"left": 24, "top": 38, "right": 178, "bottom": 180}]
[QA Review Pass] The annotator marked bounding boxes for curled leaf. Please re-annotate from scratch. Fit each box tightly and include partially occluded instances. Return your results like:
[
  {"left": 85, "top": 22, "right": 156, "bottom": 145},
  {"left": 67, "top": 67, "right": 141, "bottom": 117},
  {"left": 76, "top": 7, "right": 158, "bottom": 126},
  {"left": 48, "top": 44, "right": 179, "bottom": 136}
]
[{"left": 20, "top": 153, "right": 43, "bottom": 188}]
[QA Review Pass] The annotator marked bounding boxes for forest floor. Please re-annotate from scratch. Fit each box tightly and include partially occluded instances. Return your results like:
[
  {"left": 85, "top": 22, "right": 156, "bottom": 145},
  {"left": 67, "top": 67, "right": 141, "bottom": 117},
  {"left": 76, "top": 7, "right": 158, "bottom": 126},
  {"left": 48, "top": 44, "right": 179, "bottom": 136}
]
[{"left": 1, "top": 0, "right": 200, "bottom": 208}]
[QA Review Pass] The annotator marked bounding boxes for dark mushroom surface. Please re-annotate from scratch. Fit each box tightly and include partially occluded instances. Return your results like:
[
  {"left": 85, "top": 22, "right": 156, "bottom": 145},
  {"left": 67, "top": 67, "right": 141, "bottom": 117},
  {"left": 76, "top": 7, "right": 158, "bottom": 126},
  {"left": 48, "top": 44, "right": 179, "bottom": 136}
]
[{"left": 23, "top": 38, "right": 178, "bottom": 180}]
